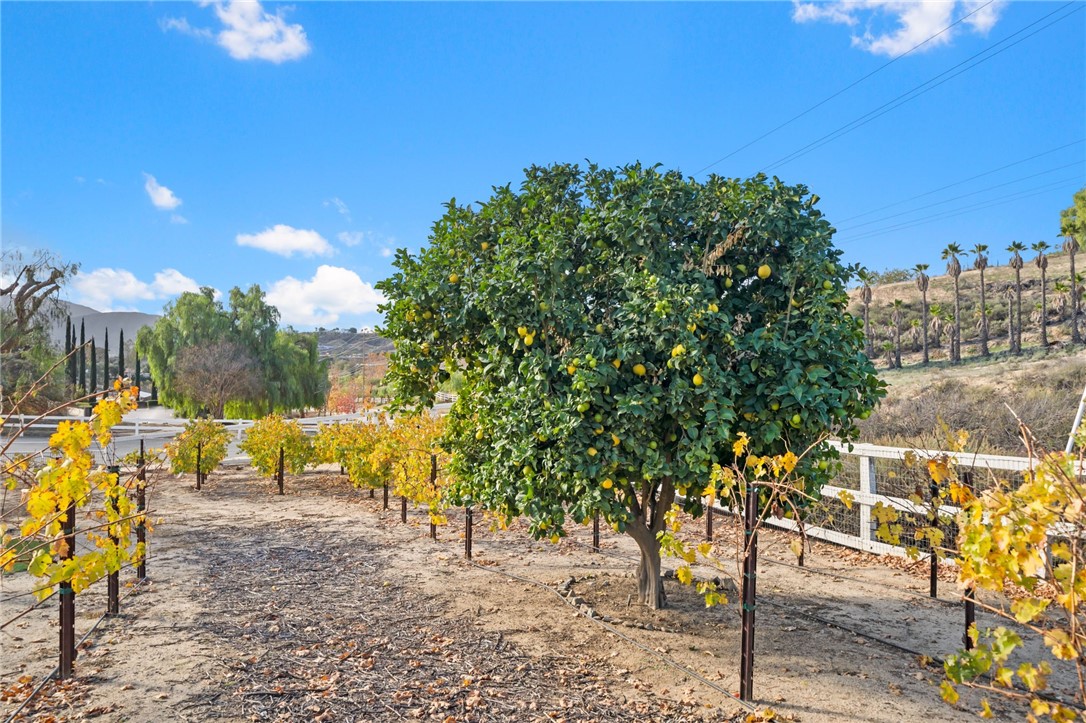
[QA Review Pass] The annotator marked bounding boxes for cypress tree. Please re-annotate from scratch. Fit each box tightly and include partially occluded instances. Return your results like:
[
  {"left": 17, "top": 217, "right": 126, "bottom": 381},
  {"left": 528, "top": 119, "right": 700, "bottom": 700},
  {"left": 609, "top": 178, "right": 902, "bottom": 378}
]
[
  {"left": 69, "top": 324, "right": 78, "bottom": 386},
  {"left": 90, "top": 338, "right": 98, "bottom": 394},
  {"left": 79, "top": 321, "right": 87, "bottom": 394},
  {"left": 64, "top": 317, "right": 73, "bottom": 386},
  {"left": 118, "top": 328, "right": 125, "bottom": 379},
  {"left": 103, "top": 328, "right": 110, "bottom": 390},
  {"left": 134, "top": 355, "right": 141, "bottom": 391}
]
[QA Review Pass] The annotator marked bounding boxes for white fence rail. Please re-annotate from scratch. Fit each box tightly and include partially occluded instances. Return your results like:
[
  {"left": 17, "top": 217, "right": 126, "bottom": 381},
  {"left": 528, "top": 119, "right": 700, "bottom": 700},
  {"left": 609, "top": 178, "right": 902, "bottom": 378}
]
[{"left": 762, "top": 441, "right": 1081, "bottom": 559}]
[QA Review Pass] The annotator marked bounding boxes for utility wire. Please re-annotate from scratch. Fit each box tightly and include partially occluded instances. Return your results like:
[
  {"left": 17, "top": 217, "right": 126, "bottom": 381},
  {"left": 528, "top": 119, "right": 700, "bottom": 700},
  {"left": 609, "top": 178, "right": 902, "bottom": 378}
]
[
  {"left": 835, "top": 139, "right": 1086, "bottom": 224},
  {"left": 760, "top": 2, "right": 1083, "bottom": 174},
  {"left": 692, "top": 0, "right": 997, "bottom": 177},
  {"left": 837, "top": 161, "right": 1085, "bottom": 234},
  {"left": 837, "top": 176, "right": 1082, "bottom": 245}
]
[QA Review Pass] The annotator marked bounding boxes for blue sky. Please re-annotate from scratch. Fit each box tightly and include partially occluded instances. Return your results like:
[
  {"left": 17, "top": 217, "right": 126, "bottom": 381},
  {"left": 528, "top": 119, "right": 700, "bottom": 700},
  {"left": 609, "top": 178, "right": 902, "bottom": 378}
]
[{"left": 3, "top": 1, "right": 1083, "bottom": 330}]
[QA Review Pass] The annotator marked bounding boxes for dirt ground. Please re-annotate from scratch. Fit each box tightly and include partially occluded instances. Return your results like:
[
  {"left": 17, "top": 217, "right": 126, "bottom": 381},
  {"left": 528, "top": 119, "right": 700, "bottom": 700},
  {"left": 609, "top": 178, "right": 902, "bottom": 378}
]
[{"left": 1, "top": 466, "right": 1078, "bottom": 722}]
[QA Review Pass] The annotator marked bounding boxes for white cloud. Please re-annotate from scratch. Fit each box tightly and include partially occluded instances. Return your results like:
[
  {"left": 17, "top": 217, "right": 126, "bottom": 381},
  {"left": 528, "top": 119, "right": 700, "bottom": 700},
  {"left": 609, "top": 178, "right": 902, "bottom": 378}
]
[
  {"left": 143, "top": 173, "right": 182, "bottom": 211},
  {"left": 210, "top": 1, "right": 310, "bottom": 63},
  {"left": 232, "top": 225, "right": 325, "bottom": 259},
  {"left": 324, "top": 197, "right": 351, "bottom": 221},
  {"left": 70, "top": 267, "right": 204, "bottom": 312},
  {"left": 236, "top": 224, "right": 333, "bottom": 257},
  {"left": 152, "top": 268, "right": 201, "bottom": 296},
  {"left": 266, "top": 265, "right": 385, "bottom": 327},
  {"left": 792, "top": 1, "right": 1006, "bottom": 57},
  {"left": 170, "top": 213, "right": 189, "bottom": 225},
  {"left": 337, "top": 231, "right": 365, "bottom": 247},
  {"left": 160, "top": 16, "right": 214, "bottom": 40},
  {"left": 380, "top": 247, "right": 393, "bottom": 258}
]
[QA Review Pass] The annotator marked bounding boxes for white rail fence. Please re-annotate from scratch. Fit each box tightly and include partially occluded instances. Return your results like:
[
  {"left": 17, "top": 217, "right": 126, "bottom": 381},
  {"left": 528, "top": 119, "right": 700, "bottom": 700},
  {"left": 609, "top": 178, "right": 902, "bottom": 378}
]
[{"left": 5, "top": 413, "right": 1080, "bottom": 559}]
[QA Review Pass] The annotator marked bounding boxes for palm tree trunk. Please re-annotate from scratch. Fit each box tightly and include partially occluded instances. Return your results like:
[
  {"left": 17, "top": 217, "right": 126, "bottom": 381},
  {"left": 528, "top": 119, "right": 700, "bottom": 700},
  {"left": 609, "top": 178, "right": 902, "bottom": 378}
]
[
  {"left": 1072, "top": 248, "right": 1081, "bottom": 344},
  {"left": 952, "top": 276, "right": 961, "bottom": 363},
  {"left": 979, "top": 270, "right": 989, "bottom": 356},
  {"left": 1040, "top": 268, "right": 1048, "bottom": 347},
  {"left": 1014, "top": 270, "right": 1023, "bottom": 355},
  {"left": 921, "top": 293, "right": 929, "bottom": 364},
  {"left": 894, "top": 323, "right": 902, "bottom": 369},
  {"left": 863, "top": 301, "right": 873, "bottom": 357}
]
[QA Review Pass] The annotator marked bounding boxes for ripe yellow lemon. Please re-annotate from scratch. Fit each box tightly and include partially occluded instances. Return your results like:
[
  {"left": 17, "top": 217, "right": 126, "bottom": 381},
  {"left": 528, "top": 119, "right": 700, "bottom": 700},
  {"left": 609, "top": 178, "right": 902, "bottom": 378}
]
[
  {"left": 449, "top": 273, "right": 460, "bottom": 284},
  {"left": 708, "top": 303, "right": 719, "bottom": 313},
  {"left": 602, "top": 478, "right": 614, "bottom": 490},
  {"left": 517, "top": 325, "right": 528, "bottom": 336},
  {"left": 611, "top": 433, "right": 620, "bottom": 447},
  {"left": 587, "top": 447, "right": 598, "bottom": 457},
  {"left": 632, "top": 363, "right": 647, "bottom": 376},
  {"left": 523, "top": 333, "right": 534, "bottom": 346},
  {"left": 693, "top": 373, "right": 704, "bottom": 386},
  {"left": 612, "top": 359, "right": 621, "bottom": 369},
  {"left": 757, "top": 264, "right": 772, "bottom": 280}
]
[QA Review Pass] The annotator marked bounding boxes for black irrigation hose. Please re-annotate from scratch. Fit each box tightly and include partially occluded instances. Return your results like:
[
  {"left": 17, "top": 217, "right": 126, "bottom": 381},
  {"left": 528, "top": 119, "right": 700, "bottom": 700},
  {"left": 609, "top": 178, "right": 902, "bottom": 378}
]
[
  {"left": 1, "top": 575, "right": 150, "bottom": 723},
  {"left": 466, "top": 559, "right": 761, "bottom": 714}
]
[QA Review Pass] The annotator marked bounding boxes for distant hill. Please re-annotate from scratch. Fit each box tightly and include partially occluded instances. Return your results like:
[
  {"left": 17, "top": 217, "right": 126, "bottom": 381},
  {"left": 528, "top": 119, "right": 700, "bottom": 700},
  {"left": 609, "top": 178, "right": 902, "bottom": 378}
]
[
  {"left": 49, "top": 301, "right": 160, "bottom": 353},
  {"left": 849, "top": 249, "right": 1082, "bottom": 366},
  {"left": 315, "top": 330, "right": 394, "bottom": 361}
]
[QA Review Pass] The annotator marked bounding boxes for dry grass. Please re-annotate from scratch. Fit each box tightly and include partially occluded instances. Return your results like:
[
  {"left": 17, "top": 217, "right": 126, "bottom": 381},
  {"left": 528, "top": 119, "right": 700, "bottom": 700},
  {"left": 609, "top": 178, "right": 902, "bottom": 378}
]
[{"left": 858, "top": 351, "right": 1086, "bottom": 455}]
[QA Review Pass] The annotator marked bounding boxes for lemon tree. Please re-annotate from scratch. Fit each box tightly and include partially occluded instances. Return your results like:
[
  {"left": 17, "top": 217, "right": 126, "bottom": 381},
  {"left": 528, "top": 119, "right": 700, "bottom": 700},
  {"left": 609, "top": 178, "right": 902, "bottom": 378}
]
[{"left": 378, "top": 163, "right": 882, "bottom": 608}]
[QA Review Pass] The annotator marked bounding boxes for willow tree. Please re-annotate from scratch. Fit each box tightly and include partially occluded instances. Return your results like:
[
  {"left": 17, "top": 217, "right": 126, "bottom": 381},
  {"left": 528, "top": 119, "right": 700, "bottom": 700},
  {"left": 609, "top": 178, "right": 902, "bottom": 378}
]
[{"left": 378, "top": 163, "right": 883, "bottom": 609}]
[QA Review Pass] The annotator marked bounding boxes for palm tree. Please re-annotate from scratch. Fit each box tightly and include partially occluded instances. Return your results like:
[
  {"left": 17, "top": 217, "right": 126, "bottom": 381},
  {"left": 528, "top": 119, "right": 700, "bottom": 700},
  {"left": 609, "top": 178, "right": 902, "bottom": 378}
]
[
  {"left": 1032, "top": 241, "right": 1050, "bottom": 347},
  {"left": 971, "top": 243, "right": 990, "bottom": 357},
  {"left": 929, "top": 303, "right": 946, "bottom": 348},
  {"left": 914, "top": 264, "right": 930, "bottom": 364},
  {"left": 1002, "top": 286, "right": 1016, "bottom": 352},
  {"left": 1062, "top": 231, "right": 1081, "bottom": 343},
  {"left": 881, "top": 341, "right": 895, "bottom": 369},
  {"left": 941, "top": 244, "right": 964, "bottom": 362},
  {"left": 1007, "top": 242, "right": 1026, "bottom": 354},
  {"left": 891, "top": 299, "right": 905, "bottom": 369},
  {"left": 858, "top": 268, "right": 875, "bottom": 357},
  {"left": 909, "top": 318, "right": 922, "bottom": 351},
  {"left": 1054, "top": 280, "right": 1071, "bottom": 320}
]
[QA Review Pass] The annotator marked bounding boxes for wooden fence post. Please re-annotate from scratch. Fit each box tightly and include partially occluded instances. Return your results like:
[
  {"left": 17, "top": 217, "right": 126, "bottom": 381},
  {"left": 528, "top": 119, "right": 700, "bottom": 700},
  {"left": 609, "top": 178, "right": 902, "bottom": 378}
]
[
  {"left": 277, "top": 446, "right": 285, "bottom": 496},
  {"left": 739, "top": 484, "right": 759, "bottom": 702},
  {"left": 196, "top": 441, "right": 203, "bottom": 491},
  {"left": 106, "top": 465, "right": 121, "bottom": 616},
  {"left": 58, "top": 502, "right": 76, "bottom": 679},
  {"left": 465, "top": 507, "right": 473, "bottom": 560},
  {"left": 137, "top": 439, "right": 147, "bottom": 580}
]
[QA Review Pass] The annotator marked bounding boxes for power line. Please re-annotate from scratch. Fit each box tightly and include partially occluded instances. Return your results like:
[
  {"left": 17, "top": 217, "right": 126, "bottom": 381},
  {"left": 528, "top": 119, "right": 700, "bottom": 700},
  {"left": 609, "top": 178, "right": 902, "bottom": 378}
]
[
  {"left": 836, "top": 176, "right": 1082, "bottom": 245},
  {"left": 692, "top": 0, "right": 998, "bottom": 177},
  {"left": 835, "top": 139, "right": 1086, "bottom": 224},
  {"left": 760, "top": 2, "right": 1083, "bottom": 174},
  {"left": 837, "top": 161, "right": 1085, "bottom": 233}
]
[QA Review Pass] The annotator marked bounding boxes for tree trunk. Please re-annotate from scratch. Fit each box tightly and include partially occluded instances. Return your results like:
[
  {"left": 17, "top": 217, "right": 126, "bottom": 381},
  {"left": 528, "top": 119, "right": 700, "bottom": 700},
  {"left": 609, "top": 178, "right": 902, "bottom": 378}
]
[
  {"left": 979, "top": 271, "right": 989, "bottom": 356},
  {"left": 921, "top": 293, "right": 929, "bottom": 364},
  {"left": 952, "top": 276, "right": 961, "bottom": 363},
  {"left": 1015, "top": 271, "right": 1023, "bottom": 355},
  {"left": 1040, "top": 268, "right": 1048, "bottom": 347},
  {"left": 863, "top": 302, "right": 873, "bottom": 357},
  {"left": 624, "top": 477, "right": 675, "bottom": 610},
  {"left": 1071, "top": 248, "right": 1081, "bottom": 344}
]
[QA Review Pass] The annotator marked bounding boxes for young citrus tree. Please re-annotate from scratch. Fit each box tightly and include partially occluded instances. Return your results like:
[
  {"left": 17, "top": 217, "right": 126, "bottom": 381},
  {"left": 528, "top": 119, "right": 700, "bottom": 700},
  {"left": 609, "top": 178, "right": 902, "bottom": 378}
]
[
  {"left": 378, "top": 163, "right": 883, "bottom": 608},
  {"left": 240, "top": 414, "right": 313, "bottom": 477},
  {"left": 340, "top": 419, "right": 392, "bottom": 492},
  {"left": 165, "top": 419, "right": 230, "bottom": 477},
  {"left": 370, "top": 414, "right": 449, "bottom": 524}
]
